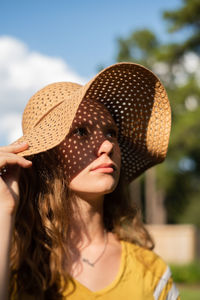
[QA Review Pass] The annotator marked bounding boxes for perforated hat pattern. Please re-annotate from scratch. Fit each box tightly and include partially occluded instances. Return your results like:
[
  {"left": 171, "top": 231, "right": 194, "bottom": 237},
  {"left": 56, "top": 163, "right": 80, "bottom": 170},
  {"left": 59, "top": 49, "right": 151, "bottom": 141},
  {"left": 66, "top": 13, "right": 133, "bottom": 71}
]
[
  {"left": 16, "top": 62, "right": 171, "bottom": 182},
  {"left": 84, "top": 64, "right": 171, "bottom": 180}
]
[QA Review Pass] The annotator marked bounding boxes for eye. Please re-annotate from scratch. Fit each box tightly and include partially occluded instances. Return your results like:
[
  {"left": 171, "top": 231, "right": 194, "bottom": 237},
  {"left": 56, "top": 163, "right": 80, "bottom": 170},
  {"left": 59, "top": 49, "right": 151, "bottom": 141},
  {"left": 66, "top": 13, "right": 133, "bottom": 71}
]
[
  {"left": 72, "top": 127, "right": 88, "bottom": 137},
  {"left": 106, "top": 128, "right": 118, "bottom": 139}
]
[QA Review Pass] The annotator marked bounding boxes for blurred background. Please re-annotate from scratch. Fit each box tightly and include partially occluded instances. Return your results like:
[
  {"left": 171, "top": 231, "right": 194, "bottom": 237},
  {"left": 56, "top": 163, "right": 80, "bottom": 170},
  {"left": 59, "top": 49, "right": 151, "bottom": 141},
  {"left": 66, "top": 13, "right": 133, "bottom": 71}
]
[{"left": 1, "top": 0, "right": 200, "bottom": 298}]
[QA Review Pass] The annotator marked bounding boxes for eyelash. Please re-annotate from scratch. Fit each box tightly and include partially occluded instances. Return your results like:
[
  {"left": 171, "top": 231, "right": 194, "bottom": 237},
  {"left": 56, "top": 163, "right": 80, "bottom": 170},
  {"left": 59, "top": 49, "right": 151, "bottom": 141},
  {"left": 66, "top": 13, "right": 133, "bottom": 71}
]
[
  {"left": 105, "top": 128, "right": 118, "bottom": 139},
  {"left": 71, "top": 126, "right": 118, "bottom": 139},
  {"left": 72, "top": 127, "right": 88, "bottom": 137}
]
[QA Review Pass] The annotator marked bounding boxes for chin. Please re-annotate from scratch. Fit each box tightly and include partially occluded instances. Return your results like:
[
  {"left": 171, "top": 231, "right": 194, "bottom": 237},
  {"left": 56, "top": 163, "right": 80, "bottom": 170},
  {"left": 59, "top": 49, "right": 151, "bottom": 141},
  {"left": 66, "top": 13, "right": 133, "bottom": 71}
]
[
  {"left": 94, "top": 177, "right": 117, "bottom": 194},
  {"left": 89, "top": 173, "right": 119, "bottom": 194},
  {"left": 70, "top": 173, "right": 119, "bottom": 196}
]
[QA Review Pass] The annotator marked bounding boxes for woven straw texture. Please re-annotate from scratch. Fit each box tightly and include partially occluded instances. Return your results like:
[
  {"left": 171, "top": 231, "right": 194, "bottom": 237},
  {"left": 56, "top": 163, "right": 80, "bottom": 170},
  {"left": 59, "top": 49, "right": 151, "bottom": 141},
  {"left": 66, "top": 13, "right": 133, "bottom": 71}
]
[{"left": 17, "top": 62, "right": 171, "bottom": 182}]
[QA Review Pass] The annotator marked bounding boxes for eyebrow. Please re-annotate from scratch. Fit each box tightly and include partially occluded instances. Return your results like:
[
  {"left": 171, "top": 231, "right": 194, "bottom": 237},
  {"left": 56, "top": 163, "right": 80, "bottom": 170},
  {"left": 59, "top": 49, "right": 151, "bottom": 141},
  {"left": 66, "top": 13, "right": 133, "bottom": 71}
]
[
  {"left": 70, "top": 120, "right": 91, "bottom": 129},
  {"left": 70, "top": 118, "right": 118, "bottom": 132},
  {"left": 105, "top": 123, "right": 119, "bottom": 134}
]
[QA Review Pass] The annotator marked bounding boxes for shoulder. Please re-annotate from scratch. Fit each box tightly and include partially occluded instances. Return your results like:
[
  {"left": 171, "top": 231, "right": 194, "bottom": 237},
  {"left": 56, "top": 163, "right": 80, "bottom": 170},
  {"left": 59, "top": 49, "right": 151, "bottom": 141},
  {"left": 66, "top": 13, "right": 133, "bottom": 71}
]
[
  {"left": 124, "top": 240, "right": 167, "bottom": 274},
  {"left": 122, "top": 241, "right": 180, "bottom": 299}
]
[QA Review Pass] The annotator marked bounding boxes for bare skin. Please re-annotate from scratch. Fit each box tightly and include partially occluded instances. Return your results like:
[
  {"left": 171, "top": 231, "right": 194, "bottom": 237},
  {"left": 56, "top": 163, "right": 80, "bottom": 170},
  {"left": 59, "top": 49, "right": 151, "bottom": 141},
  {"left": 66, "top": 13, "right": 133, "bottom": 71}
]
[
  {"left": 69, "top": 195, "right": 122, "bottom": 292},
  {"left": 68, "top": 139, "right": 122, "bottom": 292},
  {"left": 0, "top": 142, "right": 32, "bottom": 300},
  {"left": 0, "top": 136, "right": 122, "bottom": 296}
]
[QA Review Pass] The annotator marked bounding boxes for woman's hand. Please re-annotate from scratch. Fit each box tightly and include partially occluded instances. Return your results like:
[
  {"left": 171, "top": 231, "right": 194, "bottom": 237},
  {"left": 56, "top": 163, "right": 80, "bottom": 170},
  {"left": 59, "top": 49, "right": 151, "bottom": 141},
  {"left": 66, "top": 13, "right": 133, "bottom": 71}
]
[
  {"left": 0, "top": 142, "right": 32, "bottom": 300},
  {"left": 0, "top": 142, "right": 32, "bottom": 216}
]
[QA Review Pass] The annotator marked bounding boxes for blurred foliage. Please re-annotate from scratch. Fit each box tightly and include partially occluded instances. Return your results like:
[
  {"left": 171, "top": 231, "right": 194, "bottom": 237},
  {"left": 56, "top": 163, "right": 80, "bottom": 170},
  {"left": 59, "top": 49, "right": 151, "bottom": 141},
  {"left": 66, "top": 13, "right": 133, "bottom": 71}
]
[
  {"left": 117, "top": 29, "right": 159, "bottom": 67},
  {"left": 115, "top": 0, "right": 200, "bottom": 225},
  {"left": 179, "top": 287, "right": 200, "bottom": 300},
  {"left": 170, "top": 261, "right": 200, "bottom": 284},
  {"left": 163, "top": 0, "right": 200, "bottom": 56}
]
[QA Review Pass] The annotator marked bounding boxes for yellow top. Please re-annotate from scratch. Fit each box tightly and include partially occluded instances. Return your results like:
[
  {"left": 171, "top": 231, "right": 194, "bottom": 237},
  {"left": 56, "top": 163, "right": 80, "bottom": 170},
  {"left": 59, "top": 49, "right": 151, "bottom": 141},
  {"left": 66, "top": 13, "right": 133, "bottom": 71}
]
[
  {"left": 64, "top": 241, "right": 180, "bottom": 300},
  {"left": 11, "top": 241, "right": 180, "bottom": 299}
]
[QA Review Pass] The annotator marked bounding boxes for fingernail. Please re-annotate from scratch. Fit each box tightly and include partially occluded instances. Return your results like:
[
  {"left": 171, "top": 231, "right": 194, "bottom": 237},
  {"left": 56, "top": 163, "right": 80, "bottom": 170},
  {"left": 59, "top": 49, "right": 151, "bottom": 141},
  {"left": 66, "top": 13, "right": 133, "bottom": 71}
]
[{"left": 14, "top": 141, "right": 28, "bottom": 146}]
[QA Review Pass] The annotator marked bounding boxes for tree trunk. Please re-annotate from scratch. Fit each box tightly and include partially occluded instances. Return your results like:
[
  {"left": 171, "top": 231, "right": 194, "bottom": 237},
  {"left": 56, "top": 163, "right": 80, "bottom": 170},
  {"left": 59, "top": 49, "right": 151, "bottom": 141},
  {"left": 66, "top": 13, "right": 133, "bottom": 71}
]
[
  {"left": 145, "top": 168, "right": 167, "bottom": 224},
  {"left": 128, "top": 177, "right": 141, "bottom": 208}
]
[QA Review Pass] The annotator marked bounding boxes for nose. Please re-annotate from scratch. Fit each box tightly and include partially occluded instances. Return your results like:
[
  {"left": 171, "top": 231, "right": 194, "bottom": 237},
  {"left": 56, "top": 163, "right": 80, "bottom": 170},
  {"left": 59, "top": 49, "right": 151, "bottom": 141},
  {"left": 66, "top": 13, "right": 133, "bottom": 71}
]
[{"left": 97, "top": 139, "right": 114, "bottom": 157}]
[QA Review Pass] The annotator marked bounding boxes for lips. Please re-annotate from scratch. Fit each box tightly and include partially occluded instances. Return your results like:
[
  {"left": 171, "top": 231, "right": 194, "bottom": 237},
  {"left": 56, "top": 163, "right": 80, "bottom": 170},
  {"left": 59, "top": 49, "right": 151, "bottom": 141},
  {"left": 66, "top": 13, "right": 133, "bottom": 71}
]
[{"left": 91, "top": 163, "right": 116, "bottom": 173}]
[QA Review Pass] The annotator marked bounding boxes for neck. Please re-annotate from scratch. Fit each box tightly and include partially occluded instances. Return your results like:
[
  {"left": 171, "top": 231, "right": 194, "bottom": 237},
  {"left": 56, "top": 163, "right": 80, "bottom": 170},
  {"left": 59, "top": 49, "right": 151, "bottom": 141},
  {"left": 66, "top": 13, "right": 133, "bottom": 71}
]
[{"left": 71, "top": 193, "right": 105, "bottom": 247}]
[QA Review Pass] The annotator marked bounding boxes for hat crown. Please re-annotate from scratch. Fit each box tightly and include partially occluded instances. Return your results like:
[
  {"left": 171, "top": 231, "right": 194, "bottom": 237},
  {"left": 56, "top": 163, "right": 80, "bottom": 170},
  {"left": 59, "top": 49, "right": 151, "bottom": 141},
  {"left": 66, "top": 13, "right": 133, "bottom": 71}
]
[
  {"left": 22, "top": 82, "right": 81, "bottom": 134},
  {"left": 17, "top": 62, "right": 171, "bottom": 182}
]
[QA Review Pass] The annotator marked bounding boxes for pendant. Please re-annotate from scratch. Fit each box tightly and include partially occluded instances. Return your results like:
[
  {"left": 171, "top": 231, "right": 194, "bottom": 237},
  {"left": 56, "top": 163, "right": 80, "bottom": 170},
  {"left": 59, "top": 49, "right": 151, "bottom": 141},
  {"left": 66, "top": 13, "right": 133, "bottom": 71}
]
[{"left": 82, "top": 258, "right": 95, "bottom": 267}]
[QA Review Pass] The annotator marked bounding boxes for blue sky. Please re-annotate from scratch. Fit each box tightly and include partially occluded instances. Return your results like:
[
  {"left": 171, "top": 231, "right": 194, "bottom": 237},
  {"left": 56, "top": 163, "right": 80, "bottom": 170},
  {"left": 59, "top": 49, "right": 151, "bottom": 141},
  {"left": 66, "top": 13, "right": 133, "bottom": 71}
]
[{"left": 1, "top": 0, "right": 183, "bottom": 78}]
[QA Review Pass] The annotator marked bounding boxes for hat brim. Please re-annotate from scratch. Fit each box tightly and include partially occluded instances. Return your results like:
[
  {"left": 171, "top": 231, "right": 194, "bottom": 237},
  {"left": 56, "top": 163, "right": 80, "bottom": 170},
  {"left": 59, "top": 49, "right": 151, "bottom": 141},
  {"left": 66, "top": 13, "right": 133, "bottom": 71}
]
[{"left": 16, "top": 62, "right": 171, "bottom": 182}]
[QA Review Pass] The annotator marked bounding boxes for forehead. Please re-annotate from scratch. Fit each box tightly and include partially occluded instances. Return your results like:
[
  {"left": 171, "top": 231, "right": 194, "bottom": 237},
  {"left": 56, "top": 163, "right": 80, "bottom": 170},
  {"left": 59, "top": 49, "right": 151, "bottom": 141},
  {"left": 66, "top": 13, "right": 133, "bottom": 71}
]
[{"left": 73, "top": 98, "right": 116, "bottom": 126}]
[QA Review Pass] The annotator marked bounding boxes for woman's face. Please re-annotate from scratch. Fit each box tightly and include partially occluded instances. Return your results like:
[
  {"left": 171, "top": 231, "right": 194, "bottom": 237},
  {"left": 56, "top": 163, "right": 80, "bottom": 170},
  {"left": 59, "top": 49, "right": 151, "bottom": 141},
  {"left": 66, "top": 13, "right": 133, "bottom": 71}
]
[{"left": 57, "top": 99, "right": 121, "bottom": 197}]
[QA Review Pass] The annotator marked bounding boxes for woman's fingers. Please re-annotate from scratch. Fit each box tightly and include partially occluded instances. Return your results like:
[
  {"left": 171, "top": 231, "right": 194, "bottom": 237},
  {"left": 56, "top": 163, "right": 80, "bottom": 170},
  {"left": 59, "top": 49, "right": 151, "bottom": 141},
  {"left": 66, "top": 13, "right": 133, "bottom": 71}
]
[
  {"left": 0, "top": 142, "right": 29, "bottom": 154},
  {"left": 0, "top": 142, "right": 32, "bottom": 172},
  {"left": 0, "top": 153, "right": 32, "bottom": 169},
  {"left": 0, "top": 143, "right": 32, "bottom": 216}
]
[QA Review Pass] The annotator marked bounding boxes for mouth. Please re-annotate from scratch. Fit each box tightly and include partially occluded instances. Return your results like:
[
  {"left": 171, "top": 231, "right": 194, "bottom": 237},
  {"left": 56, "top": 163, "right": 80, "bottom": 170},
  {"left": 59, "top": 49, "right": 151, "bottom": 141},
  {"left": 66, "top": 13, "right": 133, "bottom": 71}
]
[{"left": 90, "top": 163, "right": 116, "bottom": 174}]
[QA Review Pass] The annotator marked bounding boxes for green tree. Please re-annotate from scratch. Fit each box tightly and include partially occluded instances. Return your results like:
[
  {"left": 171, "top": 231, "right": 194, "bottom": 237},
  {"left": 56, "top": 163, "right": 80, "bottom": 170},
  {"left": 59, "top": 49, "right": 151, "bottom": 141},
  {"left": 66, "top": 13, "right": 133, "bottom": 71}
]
[
  {"left": 117, "top": 29, "right": 159, "bottom": 67},
  {"left": 116, "top": 29, "right": 168, "bottom": 224},
  {"left": 115, "top": 0, "right": 200, "bottom": 226},
  {"left": 163, "top": 0, "right": 200, "bottom": 57},
  {"left": 161, "top": 0, "right": 200, "bottom": 225}
]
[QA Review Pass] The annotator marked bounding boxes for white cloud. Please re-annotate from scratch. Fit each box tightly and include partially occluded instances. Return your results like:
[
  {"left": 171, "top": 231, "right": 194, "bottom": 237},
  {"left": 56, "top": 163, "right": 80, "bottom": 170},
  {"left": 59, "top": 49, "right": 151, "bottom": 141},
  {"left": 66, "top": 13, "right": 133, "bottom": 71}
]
[
  {"left": 0, "top": 36, "right": 86, "bottom": 145},
  {"left": 1, "top": 113, "right": 22, "bottom": 145}
]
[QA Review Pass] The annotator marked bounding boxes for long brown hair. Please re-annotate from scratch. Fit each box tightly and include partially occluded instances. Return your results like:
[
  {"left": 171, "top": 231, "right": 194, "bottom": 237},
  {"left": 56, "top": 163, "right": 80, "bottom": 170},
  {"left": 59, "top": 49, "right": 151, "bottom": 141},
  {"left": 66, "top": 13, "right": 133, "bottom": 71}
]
[
  {"left": 104, "top": 173, "right": 154, "bottom": 249},
  {"left": 10, "top": 147, "right": 154, "bottom": 299}
]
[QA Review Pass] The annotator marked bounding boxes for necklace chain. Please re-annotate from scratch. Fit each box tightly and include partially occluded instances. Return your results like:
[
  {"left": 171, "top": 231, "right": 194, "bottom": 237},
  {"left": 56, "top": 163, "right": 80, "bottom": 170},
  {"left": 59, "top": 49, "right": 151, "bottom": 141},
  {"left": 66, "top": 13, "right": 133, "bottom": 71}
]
[{"left": 82, "top": 230, "right": 108, "bottom": 267}]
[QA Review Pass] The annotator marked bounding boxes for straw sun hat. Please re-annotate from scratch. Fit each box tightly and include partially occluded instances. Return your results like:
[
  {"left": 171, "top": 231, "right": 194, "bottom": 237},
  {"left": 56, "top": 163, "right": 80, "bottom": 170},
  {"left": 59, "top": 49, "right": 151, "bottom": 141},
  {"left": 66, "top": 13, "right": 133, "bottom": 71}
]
[{"left": 16, "top": 62, "right": 171, "bottom": 182}]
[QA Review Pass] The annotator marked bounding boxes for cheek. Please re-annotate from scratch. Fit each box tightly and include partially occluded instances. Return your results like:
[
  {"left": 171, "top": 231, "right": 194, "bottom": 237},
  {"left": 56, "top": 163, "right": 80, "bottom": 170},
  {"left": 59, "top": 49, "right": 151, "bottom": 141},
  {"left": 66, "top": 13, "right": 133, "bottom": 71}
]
[
  {"left": 57, "top": 134, "right": 106, "bottom": 181},
  {"left": 114, "top": 144, "right": 121, "bottom": 165}
]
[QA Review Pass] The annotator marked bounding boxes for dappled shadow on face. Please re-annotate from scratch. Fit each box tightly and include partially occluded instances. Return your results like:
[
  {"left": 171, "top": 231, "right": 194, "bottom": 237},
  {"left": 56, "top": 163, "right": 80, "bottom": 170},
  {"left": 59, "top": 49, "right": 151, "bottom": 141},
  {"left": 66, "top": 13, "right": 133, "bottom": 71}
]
[{"left": 57, "top": 98, "right": 119, "bottom": 181}]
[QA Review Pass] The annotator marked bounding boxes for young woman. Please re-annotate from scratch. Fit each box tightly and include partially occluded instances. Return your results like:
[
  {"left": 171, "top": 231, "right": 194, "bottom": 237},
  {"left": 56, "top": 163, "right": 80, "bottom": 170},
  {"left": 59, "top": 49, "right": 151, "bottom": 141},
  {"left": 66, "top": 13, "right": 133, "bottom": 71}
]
[{"left": 0, "top": 63, "right": 180, "bottom": 299}]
